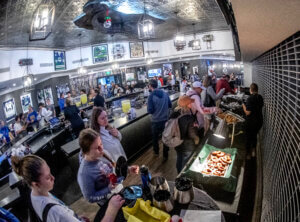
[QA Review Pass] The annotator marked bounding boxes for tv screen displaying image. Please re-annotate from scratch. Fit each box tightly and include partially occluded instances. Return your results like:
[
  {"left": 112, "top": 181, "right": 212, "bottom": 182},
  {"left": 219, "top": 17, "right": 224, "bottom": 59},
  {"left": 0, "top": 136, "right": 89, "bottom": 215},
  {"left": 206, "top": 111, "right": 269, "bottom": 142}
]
[{"left": 148, "top": 68, "right": 162, "bottom": 78}]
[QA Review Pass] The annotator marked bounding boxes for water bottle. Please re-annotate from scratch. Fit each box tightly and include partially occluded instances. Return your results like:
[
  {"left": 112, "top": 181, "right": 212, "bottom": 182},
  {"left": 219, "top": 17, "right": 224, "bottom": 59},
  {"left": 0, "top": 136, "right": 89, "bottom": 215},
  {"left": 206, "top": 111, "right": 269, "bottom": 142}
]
[{"left": 140, "top": 165, "right": 151, "bottom": 189}]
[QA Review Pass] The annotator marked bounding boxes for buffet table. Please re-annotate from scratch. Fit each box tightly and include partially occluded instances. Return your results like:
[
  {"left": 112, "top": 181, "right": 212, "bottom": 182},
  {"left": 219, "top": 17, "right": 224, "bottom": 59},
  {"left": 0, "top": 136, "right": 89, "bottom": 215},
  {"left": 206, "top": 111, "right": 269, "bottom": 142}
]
[{"left": 94, "top": 181, "right": 225, "bottom": 222}]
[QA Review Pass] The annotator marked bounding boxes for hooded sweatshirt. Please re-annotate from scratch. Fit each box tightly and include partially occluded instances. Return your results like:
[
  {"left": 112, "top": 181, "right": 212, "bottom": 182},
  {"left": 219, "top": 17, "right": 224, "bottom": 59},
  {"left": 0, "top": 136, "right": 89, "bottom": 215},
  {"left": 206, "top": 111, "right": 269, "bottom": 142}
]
[{"left": 147, "top": 89, "right": 172, "bottom": 122}]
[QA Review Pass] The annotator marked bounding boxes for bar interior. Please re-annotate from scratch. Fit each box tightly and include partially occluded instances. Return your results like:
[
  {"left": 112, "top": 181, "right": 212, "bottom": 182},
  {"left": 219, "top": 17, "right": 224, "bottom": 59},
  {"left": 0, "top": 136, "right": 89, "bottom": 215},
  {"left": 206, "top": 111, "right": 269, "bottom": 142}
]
[{"left": 0, "top": 1, "right": 299, "bottom": 222}]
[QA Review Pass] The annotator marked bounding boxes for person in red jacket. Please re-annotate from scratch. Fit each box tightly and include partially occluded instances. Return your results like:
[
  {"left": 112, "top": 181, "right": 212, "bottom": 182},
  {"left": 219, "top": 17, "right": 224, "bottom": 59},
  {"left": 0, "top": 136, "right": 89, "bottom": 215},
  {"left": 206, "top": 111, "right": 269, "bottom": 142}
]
[
  {"left": 158, "top": 76, "right": 164, "bottom": 86},
  {"left": 216, "top": 75, "right": 234, "bottom": 94}
]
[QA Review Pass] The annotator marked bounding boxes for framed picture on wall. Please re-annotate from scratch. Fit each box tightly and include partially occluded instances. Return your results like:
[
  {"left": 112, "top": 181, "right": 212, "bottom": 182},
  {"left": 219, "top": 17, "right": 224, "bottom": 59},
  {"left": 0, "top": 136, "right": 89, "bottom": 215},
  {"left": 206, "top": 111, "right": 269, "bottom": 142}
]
[
  {"left": 54, "top": 50, "right": 66, "bottom": 70},
  {"left": 20, "top": 93, "right": 33, "bottom": 113},
  {"left": 37, "top": 89, "right": 45, "bottom": 104},
  {"left": 3, "top": 98, "right": 16, "bottom": 121},
  {"left": 44, "top": 87, "right": 54, "bottom": 105},
  {"left": 129, "top": 42, "right": 144, "bottom": 58},
  {"left": 56, "top": 84, "right": 70, "bottom": 99},
  {"left": 193, "top": 66, "right": 199, "bottom": 74},
  {"left": 92, "top": 44, "right": 109, "bottom": 63},
  {"left": 111, "top": 43, "right": 126, "bottom": 60}
]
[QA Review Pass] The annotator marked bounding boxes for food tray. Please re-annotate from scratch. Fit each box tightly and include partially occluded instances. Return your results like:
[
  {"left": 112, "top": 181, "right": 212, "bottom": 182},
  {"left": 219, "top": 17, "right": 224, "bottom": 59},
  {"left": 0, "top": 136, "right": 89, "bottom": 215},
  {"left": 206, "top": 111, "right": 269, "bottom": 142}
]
[
  {"left": 216, "top": 110, "right": 245, "bottom": 124},
  {"left": 200, "top": 151, "right": 232, "bottom": 177}
]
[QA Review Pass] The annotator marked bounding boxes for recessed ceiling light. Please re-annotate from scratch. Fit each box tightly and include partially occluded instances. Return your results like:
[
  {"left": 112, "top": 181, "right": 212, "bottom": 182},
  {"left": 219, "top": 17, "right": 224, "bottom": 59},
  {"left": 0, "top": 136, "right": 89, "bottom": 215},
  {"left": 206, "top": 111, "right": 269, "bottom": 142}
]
[
  {"left": 34, "top": 78, "right": 37, "bottom": 81},
  {"left": 13, "top": 83, "right": 16, "bottom": 86}
]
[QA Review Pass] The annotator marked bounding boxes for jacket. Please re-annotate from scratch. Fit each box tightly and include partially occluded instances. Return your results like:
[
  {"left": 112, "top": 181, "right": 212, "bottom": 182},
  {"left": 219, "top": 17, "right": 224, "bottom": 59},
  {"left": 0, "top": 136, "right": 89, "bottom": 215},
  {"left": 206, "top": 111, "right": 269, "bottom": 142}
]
[
  {"left": 216, "top": 79, "right": 234, "bottom": 94},
  {"left": 64, "top": 105, "right": 84, "bottom": 130},
  {"left": 147, "top": 89, "right": 172, "bottom": 122},
  {"left": 94, "top": 94, "right": 105, "bottom": 107}
]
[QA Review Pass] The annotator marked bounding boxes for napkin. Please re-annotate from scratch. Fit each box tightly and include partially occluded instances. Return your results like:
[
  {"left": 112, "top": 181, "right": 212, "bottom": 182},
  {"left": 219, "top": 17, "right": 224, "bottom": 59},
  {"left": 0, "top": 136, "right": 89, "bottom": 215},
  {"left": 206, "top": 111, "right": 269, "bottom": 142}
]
[{"left": 180, "top": 210, "right": 221, "bottom": 222}]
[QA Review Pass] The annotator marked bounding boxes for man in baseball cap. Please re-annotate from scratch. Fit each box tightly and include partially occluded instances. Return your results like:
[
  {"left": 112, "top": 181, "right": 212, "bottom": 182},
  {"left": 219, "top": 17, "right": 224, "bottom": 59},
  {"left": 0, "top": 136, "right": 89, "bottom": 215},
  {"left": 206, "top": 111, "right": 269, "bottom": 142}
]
[{"left": 192, "top": 81, "right": 206, "bottom": 90}]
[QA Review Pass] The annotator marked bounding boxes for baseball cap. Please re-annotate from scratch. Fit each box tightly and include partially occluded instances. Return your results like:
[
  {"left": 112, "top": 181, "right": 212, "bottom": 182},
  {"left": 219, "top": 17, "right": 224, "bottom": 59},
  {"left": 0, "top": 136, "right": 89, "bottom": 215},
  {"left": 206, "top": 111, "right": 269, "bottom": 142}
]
[{"left": 192, "top": 81, "right": 205, "bottom": 90}]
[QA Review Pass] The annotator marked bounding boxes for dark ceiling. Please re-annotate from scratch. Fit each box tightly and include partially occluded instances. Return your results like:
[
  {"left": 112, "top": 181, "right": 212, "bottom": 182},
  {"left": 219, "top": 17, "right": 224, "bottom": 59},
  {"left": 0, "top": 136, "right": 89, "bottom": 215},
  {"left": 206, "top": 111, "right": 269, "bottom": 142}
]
[{"left": 0, "top": 0, "right": 229, "bottom": 49}]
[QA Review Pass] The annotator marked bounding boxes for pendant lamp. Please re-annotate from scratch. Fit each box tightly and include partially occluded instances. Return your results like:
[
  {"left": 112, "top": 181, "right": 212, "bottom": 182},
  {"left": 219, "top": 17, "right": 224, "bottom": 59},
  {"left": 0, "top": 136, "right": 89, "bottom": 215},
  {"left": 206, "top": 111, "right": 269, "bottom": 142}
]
[
  {"left": 30, "top": 0, "right": 55, "bottom": 41},
  {"left": 174, "top": 12, "right": 186, "bottom": 51},
  {"left": 138, "top": 0, "right": 155, "bottom": 40},
  {"left": 77, "top": 33, "right": 87, "bottom": 75}
]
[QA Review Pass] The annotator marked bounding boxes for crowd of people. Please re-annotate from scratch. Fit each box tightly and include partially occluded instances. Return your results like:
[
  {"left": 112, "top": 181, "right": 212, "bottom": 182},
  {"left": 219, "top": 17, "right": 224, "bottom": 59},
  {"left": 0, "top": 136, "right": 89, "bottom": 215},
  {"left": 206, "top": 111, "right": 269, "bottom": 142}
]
[{"left": 0, "top": 69, "right": 264, "bottom": 221}]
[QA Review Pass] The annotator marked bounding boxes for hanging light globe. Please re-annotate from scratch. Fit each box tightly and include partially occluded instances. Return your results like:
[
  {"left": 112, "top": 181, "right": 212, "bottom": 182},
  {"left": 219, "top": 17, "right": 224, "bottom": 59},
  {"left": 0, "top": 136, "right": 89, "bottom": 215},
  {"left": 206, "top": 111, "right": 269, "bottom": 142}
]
[{"left": 138, "top": 15, "right": 155, "bottom": 40}]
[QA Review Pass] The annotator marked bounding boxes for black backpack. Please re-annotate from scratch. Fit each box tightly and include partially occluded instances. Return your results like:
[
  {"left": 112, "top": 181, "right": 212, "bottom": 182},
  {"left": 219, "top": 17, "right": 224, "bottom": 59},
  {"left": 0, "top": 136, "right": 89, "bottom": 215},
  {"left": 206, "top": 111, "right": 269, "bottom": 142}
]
[{"left": 203, "top": 90, "right": 215, "bottom": 107}]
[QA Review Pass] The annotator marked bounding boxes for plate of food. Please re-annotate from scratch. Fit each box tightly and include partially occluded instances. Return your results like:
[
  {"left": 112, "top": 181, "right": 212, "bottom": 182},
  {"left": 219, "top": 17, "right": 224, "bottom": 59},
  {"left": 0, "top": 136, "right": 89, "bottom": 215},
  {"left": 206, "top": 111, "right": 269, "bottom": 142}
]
[{"left": 200, "top": 151, "right": 232, "bottom": 177}]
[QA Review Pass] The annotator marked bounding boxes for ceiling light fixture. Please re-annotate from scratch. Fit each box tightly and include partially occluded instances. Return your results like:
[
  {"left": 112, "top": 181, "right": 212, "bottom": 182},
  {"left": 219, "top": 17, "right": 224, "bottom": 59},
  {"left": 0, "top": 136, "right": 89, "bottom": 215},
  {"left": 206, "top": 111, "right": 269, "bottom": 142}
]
[
  {"left": 30, "top": 0, "right": 55, "bottom": 41},
  {"left": 77, "top": 33, "right": 87, "bottom": 75},
  {"left": 23, "top": 42, "right": 35, "bottom": 91},
  {"left": 174, "top": 11, "right": 186, "bottom": 51},
  {"left": 112, "top": 63, "right": 119, "bottom": 70},
  {"left": 138, "top": 0, "right": 155, "bottom": 40},
  {"left": 189, "top": 23, "right": 201, "bottom": 50}
]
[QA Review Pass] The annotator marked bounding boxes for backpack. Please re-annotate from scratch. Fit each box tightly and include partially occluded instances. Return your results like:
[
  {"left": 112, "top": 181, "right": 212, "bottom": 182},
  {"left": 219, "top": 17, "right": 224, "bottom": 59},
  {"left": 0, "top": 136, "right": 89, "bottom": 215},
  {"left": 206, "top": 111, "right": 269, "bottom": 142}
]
[
  {"left": 162, "top": 114, "right": 184, "bottom": 148},
  {"left": 203, "top": 90, "right": 215, "bottom": 107}
]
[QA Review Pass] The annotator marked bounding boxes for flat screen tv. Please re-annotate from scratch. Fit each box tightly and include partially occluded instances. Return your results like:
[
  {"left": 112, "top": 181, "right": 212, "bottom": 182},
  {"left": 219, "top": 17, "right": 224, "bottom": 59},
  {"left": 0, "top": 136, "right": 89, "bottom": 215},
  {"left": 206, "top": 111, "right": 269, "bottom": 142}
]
[{"left": 148, "top": 68, "right": 162, "bottom": 78}]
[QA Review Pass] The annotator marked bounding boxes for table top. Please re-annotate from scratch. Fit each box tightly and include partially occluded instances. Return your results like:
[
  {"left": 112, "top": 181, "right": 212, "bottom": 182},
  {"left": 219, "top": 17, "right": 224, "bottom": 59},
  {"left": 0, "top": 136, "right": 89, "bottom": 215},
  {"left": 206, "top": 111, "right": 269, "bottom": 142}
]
[{"left": 94, "top": 180, "right": 225, "bottom": 222}]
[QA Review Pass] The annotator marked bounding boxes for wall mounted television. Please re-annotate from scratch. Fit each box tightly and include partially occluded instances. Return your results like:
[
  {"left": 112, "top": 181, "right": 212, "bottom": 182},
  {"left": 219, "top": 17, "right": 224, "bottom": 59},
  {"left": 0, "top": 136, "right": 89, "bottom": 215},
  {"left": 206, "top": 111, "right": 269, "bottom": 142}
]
[{"left": 148, "top": 68, "right": 162, "bottom": 78}]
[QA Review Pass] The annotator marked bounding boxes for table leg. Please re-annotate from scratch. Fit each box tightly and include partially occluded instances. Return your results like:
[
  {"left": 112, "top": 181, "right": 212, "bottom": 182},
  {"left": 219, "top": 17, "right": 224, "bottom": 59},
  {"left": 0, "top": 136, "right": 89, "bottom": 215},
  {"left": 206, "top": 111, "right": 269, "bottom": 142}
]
[{"left": 231, "top": 123, "right": 236, "bottom": 147}]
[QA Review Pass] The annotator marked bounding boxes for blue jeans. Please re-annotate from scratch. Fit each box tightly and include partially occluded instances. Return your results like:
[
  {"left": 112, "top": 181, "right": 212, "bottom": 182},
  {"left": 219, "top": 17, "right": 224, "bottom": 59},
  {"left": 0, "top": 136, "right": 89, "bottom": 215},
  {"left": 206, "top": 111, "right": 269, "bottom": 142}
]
[
  {"left": 151, "top": 121, "right": 169, "bottom": 158},
  {"left": 176, "top": 150, "right": 193, "bottom": 174}
]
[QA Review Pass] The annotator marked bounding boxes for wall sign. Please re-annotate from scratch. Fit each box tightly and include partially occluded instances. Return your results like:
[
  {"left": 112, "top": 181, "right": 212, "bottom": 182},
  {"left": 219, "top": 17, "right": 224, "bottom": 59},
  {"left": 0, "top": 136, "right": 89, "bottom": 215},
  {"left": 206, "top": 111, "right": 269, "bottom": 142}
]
[
  {"left": 20, "top": 93, "right": 33, "bottom": 113},
  {"left": 3, "top": 98, "right": 16, "bottom": 121},
  {"left": 19, "top": 58, "right": 33, "bottom": 66},
  {"left": 54, "top": 50, "right": 66, "bottom": 70},
  {"left": 129, "top": 42, "right": 144, "bottom": 58},
  {"left": 92, "top": 44, "right": 109, "bottom": 63},
  {"left": 44, "top": 87, "right": 54, "bottom": 105}
]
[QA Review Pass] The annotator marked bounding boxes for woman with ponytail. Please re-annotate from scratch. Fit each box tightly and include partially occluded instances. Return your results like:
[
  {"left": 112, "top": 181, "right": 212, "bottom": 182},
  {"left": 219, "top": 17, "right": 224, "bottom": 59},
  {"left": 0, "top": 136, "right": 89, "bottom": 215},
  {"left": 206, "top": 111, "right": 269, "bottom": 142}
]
[{"left": 11, "top": 155, "right": 123, "bottom": 222}]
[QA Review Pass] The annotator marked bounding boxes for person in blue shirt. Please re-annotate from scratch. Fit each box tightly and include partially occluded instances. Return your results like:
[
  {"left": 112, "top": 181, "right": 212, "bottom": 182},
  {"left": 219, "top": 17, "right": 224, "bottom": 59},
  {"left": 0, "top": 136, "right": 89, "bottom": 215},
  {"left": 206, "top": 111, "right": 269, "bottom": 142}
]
[
  {"left": 0, "top": 120, "right": 13, "bottom": 144},
  {"left": 27, "top": 106, "right": 38, "bottom": 124},
  {"left": 58, "top": 93, "right": 65, "bottom": 111},
  {"left": 147, "top": 79, "right": 172, "bottom": 161}
]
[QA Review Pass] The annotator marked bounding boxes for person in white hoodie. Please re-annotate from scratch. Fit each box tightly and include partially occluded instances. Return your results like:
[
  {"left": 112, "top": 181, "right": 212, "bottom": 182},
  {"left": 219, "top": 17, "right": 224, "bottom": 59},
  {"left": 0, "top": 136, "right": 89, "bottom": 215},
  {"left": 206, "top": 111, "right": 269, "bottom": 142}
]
[
  {"left": 186, "top": 81, "right": 218, "bottom": 135},
  {"left": 38, "top": 103, "right": 53, "bottom": 122}
]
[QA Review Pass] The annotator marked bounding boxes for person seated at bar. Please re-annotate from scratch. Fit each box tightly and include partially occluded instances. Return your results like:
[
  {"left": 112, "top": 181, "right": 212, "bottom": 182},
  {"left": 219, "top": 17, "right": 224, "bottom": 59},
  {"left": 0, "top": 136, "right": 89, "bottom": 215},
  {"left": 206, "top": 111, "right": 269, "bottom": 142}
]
[
  {"left": 91, "top": 107, "right": 126, "bottom": 162},
  {"left": 38, "top": 103, "right": 53, "bottom": 122},
  {"left": 77, "top": 128, "right": 138, "bottom": 204},
  {"left": 64, "top": 98, "right": 84, "bottom": 138},
  {"left": 186, "top": 81, "right": 218, "bottom": 135},
  {"left": 11, "top": 154, "right": 124, "bottom": 222},
  {"left": 80, "top": 89, "right": 88, "bottom": 106},
  {"left": 0, "top": 120, "right": 13, "bottom": 144},
  {"left": 216, "top": 74, "right": 234, "bottom": 94},
  {"left": 93, "top": 89, "right": 105, "bottom": 108},
  {"left": 26, "top": 106, "right": 39, "bottom": 132},
  {"left": 58, "top": 93, "right": 65, "bottom": 112},
  {"left": 88, "top": 88, "right": 96, "bottom": 103},
  {"left": 46, "top": 98, "right": 56, "bottom": 117},
  {"left": 14, "top": 115, "right": 27, "bottom": 137},
  {"left": 171, "top": 95, "right": 200, "bottom": 173},
  {"left": 113, "top": 84, "right": 124, "bottom": 96}
]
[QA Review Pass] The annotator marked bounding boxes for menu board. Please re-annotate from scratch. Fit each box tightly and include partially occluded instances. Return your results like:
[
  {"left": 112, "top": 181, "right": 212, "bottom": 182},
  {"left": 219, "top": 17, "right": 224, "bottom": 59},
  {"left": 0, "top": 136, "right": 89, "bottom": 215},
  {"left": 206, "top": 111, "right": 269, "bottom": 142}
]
[
  {"left": 92, "top": 44, "right": 109, "bottom": 63},
  {"left": 3, "top": 98, "right": 16, "bottom": 121}
]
